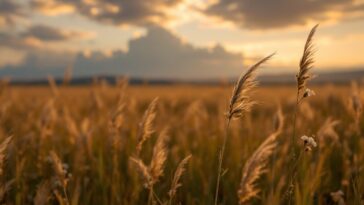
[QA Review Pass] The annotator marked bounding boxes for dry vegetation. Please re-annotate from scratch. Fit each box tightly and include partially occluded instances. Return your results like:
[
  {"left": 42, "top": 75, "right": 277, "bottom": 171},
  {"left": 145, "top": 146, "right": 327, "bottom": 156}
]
[{"left": 0, "top": 26, "right": 363, "bottom": 205}]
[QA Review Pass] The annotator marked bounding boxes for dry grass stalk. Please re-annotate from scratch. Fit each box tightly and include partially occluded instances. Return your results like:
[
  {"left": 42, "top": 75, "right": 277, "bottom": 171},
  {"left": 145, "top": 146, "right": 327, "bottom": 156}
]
[
  {"left": 131, "top": 129, "right": 168, "bottom": 188},
  {"left": 317, "top": 117, "right": 340, "bottom": 144},
  {"left": 91, "top": 88, "right": 104, "bottom": 109},
  {"left": 50, "top": 151, "right": 70, "bottom": 205},
  {"left": 0, "top": 136, "right": 12, "bottom": 176},
  {"left": 349, "top": 82, "right": 362, "bottom": 128},
  {"left": 287, "top": 25, "right": 319, "bottom": 204},
  {"left": 136, "top": 97, "right": 158, "bottom": 156},
  {"left": 215, "top": 53, "right": 274, "bottom": 205},
  {"left": 34, "top": 180, "right": 51, "bottom": 205},
  {"left": 237, "top": 124, "right": 282, "bottom": 204},
  {"left": 111, "top": 101, "right": 125, "bottom": 132},
  {"left": 168, "top": 155, "right": 192, "bottom": 205},
  {"left": 47, "top": 76, "right": 59, "bottom": 97},
  {"left": 64, "top": 110, "right": 79, "bottom": 137},
  {"left": 130, "top": 157, "right": 152, "bottom": 188},
  {"left": 0, "top": 136, "right": 13, "bottom": 202},
  {"left": 228, "top": 53, "right": 275, "bottom": 120},
  {"left": 50, "top": 151, "right": 68, "bottom": 188},
  {"left": 296, "top": 24, "right": 318, "bottom": 96},
  {"left": 273, "top": 106, "right": 285, "bottom": 133},
  {"left": 149, "top": 129, "right": 168, "bottom": 185},
  {"left": 131, "top": 129, "right": 168, "bottom": 205}
]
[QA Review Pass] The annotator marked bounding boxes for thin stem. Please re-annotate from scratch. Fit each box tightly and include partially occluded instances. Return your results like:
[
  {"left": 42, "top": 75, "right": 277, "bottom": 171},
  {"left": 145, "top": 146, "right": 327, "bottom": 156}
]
[
  {"left": 287, "top": 90, "right": 300, "bottom": 205},
  {"left": 63, "top": 187, "right": 70, "bottom": 205},
  {"left": 151, "top": 189, "right": 163, "bottom": 205},
  {"left": 287, "top": 149, "right": 303, "bottom": 205},
  {"left": 148, "top": 186, "right": 154, "bottom": 205},
  {"left": 214, "top": 118, "right": 231, "bottom": 205},
  {"left": 169, "top": 196, "right": 173, "bottom": 205}
]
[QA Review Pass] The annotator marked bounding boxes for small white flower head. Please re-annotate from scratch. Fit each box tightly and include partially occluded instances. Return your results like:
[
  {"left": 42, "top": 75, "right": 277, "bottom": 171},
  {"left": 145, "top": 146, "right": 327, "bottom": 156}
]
[
  {"left": 330, "top": 190, "right": 345, "bottom": 203},
  {"left": 303, "top": 88, "right": 316, "bottom": 98},
  {"left": 301, "top": 135, "right": 317, "bottom": 151}
]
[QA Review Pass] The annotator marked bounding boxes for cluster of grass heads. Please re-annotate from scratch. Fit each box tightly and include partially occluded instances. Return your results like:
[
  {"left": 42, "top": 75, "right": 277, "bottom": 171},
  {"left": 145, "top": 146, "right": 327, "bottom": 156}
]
[{"left": 0, "top": 26, "right": 363, "bottom": 205}]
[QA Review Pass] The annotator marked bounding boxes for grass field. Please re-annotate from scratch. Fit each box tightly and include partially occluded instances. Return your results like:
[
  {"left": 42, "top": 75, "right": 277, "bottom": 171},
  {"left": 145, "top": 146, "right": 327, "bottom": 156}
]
[{"left": 0, "top": 82, "right": 363, "bottom": 205}]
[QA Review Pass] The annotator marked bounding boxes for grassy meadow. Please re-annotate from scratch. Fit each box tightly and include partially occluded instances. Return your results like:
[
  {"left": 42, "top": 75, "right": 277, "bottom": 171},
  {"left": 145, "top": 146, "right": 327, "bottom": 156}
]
[{"left": 0, "top": 81, "right": 363, "bottom": 205}]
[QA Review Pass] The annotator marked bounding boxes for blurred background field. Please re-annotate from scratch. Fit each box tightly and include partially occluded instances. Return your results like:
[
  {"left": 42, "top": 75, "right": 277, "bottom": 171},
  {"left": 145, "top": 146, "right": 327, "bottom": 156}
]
[{"left": 0, "top": 82, "right": 362, "bottom": 204}]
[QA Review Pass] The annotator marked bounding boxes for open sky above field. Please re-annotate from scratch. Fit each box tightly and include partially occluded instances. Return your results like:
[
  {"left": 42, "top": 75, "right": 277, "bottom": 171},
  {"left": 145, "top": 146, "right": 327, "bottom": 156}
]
[{"left": 1, "top": 0, "right": 364, "bottom": 80}]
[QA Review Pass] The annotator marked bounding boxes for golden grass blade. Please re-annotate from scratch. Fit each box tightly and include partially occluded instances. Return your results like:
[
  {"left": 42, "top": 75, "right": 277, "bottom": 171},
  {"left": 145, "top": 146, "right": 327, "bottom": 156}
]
[
  {"left": 297, "top": 24, "right": 318, "bottom": 94},
  {"left": 136, "top": 97, "right": 159, "bottom": 156},
  {"left": 149, "top": 129, "right": 168, "bottom": 185},
  {"left": 47, "top": 75, "right": 59, "bottom": 97},
  {"left": 228, "top": 53, "right": 275, "bottom": 119},
  {"left": 169, "top": 155, "right": 192, "bottom": 204},
  {"left": 0, "top": 136, "right": 12, "bottom": 176},
  {"left": 50, "top": 151, "right": 68, "bottom": 190},
  {"left": 238, "top": 116, "right": 283, "bottom": 204},
  {"left": 317, "top": 117, "right": 340, "bottom": 144},
  {"left": 130, "top": 157, "right": 152, "bottom": 188}
]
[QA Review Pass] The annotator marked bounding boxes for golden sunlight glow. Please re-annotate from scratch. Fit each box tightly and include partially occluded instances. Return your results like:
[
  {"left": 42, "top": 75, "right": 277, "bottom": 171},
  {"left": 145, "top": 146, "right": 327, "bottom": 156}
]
[{"left": 36, "top": 1, "right": 75, "bottom": 16}]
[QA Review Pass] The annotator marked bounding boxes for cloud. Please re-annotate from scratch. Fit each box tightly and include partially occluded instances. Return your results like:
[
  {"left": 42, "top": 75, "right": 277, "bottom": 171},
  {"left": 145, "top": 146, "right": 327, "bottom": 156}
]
[
  {"left": 202, "top": 0, "right": 364, "bottom": 29},
  {"left": 0, "top": 25, "right": 95, "bottom": 50},
  {"left": 21, "top": 25, "right": 94, "bottom": 41},
  {"left": 0, "top": 50, "right": 75, "bottom": 79},
  {"left": 0, "top": 26, "right": 244, "bottom": 80},
  {"left": 0, "top": 0, "right": 26, "bottom": 27},
  {"left": 0, "top": 33, "right": 43, "bottom": 49},
  {"left": 31, "top": 0, "right": 185, "bottom": 26},
  {"left": 30, "top": 0, "right": 75, "bottom": 16}
]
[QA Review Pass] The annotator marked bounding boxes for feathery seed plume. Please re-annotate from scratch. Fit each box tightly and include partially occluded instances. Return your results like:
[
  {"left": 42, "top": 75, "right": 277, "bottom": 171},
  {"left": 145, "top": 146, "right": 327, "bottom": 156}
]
[
  {"left": 297, "top": 24, "right": 318, "bottom": 96},
  {"left": 136, "top": 97, "right": 158, "bottom": 156},
  {"left": 228, "top": 53, "right": 275, "bottom": 119}
]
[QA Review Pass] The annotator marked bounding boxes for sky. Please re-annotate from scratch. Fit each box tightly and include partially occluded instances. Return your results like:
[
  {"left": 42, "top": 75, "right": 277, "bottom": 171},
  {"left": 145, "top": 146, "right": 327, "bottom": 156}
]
[{"left": 0, "top": 0, "right": 364, "bottom": 80}]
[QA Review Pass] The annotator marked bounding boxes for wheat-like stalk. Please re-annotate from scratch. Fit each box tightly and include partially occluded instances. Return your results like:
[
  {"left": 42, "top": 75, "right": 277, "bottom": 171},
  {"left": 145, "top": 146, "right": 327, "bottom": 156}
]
[
  {"left": 50, "top": 151, "right": 67, "bottom": 187},
  {"left": 0, "top": 136, "right": 13, "bottom": 202},
  {"left": 287, "top": 25, "right": 319, "bottom": 204},
  {"left": 0, "top": 136, "right": 12, "bottom": 176},
  {"left": 215, "top": 53, "right": 274, "bottom": 205},
  {"left": 136, "top": 97, "right": 158, "bottom": 156},
  {"left": 168, "top": 155, "right": 192, "bottom": 204},
  {"left": 297, "top": 24, "right": 318, "bottom": 95},
  {"left": 50, "top": 151, "right": 69, "bottom": 205},
  {"left": 47, "top": 75, "right": 59, "bottom": 98},
  {"left": 130, "top": 157, "right": 153, "bottom": 188},
  {"left": 131, "top": 128, "right": 168, "bottom": 205},
  {"left": 150, "top": 129, "right": 168, "bottom": 185},
  {"left": 237, "top": 125, "right": 282, "bottom": 204},
  {"left": 228, "top": 53, "right": 275, "bottom": 120},
  {"left": 131, "top": 130, "right": 168, "bottom": 185},
  {"left": 317, "top": 117, "right": 340, "bottom": 144}
]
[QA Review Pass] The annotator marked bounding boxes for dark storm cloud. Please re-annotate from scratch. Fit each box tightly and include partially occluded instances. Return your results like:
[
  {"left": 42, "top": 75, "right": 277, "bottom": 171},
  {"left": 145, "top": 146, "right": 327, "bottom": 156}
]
[
  {"left": 203, "top": 0, "right": 364, "bottom": 29},
  {"left": 0, "top": 26, "right": 244, "bottom": 80},
  {"left": 31, "top": 0, "right": 184, "bottom": 26},
  {"left": 0, "top": 0, "right": 26, "bottom": 26}
]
